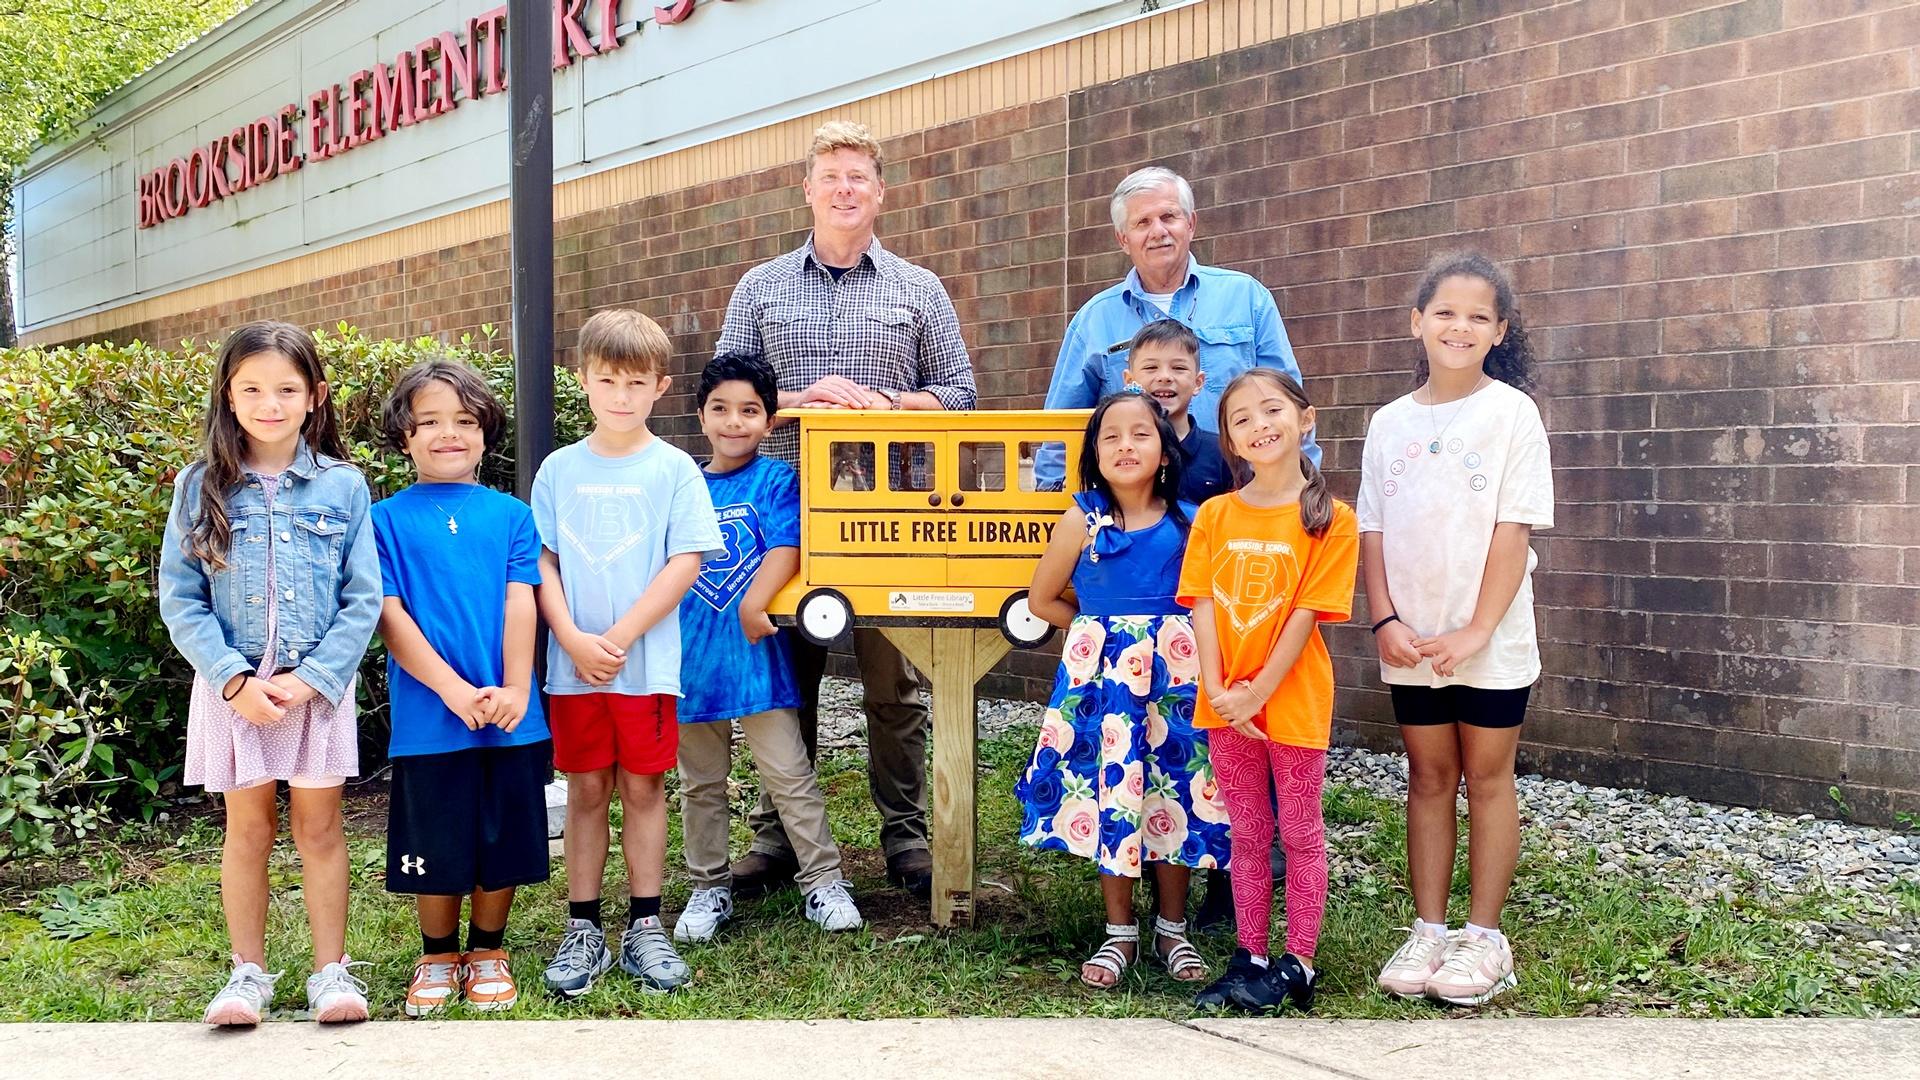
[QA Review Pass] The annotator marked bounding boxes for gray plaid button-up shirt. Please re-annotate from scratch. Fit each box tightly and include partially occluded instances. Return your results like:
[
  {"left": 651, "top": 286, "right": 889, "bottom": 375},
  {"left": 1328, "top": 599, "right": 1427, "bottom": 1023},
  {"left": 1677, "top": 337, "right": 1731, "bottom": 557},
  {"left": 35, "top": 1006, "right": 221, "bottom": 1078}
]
[{"left": 714, "top": 235, "right": 976, "bottom": 464}]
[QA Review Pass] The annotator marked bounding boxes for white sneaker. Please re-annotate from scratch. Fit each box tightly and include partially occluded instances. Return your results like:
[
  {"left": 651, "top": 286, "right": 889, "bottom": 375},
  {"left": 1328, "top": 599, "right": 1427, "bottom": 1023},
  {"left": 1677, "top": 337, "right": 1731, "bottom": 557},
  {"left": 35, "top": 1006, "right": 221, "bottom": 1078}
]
[
  {"left": 305, "top": 956, "right": 371, "bottom": 1023},
  {"left": 673, "top": 887, "right": 735, "bottom": 943},
  {"left": 203, "top": 959, "right": 281, "bottom": 1027},
  {"left": 1425, "top": 931, "right": 1517, "bottom": 1005},
  {"left": 1377, "top": 927, "right": 1452, "bottom": 999},
  {"left": 804, "top": 879, "right": 864, "bottom": 932}
]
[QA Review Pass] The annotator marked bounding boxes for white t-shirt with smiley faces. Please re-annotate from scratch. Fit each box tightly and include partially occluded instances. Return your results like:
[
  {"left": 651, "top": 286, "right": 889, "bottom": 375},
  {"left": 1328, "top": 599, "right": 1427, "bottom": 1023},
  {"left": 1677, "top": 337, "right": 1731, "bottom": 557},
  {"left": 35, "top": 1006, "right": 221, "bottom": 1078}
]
[{"left": 1355, "top": 379, "right": 1554, "bottom": 689}]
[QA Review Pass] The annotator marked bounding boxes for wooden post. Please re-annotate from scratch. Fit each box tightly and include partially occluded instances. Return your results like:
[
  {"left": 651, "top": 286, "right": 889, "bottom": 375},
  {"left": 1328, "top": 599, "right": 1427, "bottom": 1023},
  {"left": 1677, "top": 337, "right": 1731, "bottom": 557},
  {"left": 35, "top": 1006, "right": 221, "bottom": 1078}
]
[{"left": 881, "top": 626, "right": 1012, "bottom": 927}]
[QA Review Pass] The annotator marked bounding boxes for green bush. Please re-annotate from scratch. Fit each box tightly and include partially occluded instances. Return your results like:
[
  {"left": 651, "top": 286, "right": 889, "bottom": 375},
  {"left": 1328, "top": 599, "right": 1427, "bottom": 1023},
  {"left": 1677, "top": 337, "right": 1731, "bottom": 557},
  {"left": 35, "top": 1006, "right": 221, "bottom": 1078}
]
[{"left": 0, "top": 325, "right": 589, "bottom": 856}]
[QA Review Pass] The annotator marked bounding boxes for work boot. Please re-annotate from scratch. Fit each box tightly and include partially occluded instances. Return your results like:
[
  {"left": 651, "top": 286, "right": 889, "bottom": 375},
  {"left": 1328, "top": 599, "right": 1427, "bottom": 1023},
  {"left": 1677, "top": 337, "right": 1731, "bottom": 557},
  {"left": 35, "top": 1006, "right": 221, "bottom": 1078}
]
[{"left": 729, "top": 850, "right": 799, "bottom": 899}]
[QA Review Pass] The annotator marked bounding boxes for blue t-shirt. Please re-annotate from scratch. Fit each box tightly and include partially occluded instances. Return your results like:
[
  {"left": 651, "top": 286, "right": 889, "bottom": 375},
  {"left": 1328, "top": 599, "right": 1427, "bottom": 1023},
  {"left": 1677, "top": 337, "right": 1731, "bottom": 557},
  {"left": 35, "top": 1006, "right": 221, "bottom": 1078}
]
[
  {"left": 372, "top": 483, "right": 549, "bottom": 757},
  {"left": 678, "top": 455, "right": 804, "bottom": 723},
  {"left": 531, "top": 437, "right": 725, "bottom": 697},
  {"left": 1178, "top": 422, "right": 1234, "bottom": 505}
]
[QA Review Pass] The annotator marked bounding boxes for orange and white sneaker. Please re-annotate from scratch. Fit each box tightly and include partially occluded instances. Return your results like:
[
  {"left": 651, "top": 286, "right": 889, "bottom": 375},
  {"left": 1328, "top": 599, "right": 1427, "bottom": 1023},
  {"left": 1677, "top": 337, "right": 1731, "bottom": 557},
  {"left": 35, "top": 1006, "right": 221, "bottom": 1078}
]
[
  {"left": 1424, "top": 931, "right": 1517, "bottom": 1005},
  {"left": 461, "top": 949, "right": 519, "bottom": 1012},
  {"left": 405, "top": 952, "right": 463, "bottom": 1017},
  {"left": 1377, "top": 927, "right": 1452, "bottom": 999}
]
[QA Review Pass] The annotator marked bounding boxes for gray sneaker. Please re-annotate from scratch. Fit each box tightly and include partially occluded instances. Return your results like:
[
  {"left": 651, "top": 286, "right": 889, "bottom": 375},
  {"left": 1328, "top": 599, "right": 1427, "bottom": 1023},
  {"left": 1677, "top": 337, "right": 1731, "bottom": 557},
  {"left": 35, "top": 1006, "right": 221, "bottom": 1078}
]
[
  {"left": 804, "top": 879, "right": 864, "bottom": 932},
  {"left": 543, "top": 918, "right": 613, "bottom": 998},
  {"left": 304, "top": 957, "right": 371, "bottom": 1023},
  {"left": 203, "top": 959, "right": 282, "bottom": 1027},
  {"left": 620, "top": 915, "right": 691, "bottom": 992}
]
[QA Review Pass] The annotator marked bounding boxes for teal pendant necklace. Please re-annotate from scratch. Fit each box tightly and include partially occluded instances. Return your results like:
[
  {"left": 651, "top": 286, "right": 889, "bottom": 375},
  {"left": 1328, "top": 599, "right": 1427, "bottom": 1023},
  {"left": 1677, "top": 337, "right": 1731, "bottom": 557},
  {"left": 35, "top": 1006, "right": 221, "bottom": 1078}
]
[{"left": 1424, "top": 375, "right": 1488, "bottom": 454}]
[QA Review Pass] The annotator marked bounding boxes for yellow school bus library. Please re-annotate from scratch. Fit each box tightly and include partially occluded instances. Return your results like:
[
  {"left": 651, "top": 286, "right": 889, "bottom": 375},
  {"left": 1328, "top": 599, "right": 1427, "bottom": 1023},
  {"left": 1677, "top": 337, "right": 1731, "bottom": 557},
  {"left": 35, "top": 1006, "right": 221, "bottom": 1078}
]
[
  {"left": 768, "top": 408, "right": 1093, "bottom": 652},
  {"left": 764, "top": 406, "right": 1090, "bottom": 925}
]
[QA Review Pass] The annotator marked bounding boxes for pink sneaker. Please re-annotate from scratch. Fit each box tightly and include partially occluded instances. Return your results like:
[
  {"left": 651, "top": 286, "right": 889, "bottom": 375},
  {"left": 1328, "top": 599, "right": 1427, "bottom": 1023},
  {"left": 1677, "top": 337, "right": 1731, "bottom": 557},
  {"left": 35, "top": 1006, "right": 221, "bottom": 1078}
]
[
  {"left": 202, "top": 960, "right": 281, "bottom": 1026},
  {"left": 1376, "top": 927, "right": 1451, "bottom": 998},
  {"left": 1424, "top": 931, "right": 1517, "bottom": 1005},
  {"left": 305, "top": 957, "right": 371, "bottom": 1023}
]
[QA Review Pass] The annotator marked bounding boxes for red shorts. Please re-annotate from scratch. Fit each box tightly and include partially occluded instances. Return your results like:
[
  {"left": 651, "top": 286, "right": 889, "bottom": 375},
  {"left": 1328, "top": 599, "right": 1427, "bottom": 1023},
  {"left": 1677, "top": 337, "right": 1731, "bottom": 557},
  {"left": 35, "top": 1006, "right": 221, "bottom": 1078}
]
[{"left": 548, "top": 692, "right": 678, "bottom": 775}]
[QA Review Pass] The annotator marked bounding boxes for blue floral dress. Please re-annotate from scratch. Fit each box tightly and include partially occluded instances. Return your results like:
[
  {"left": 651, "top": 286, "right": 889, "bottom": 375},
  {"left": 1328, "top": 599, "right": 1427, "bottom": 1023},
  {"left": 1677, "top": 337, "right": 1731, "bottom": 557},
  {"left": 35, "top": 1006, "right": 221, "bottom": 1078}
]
[{"left": 1016, "top": 492, "right": 1232, "bottom": 877}]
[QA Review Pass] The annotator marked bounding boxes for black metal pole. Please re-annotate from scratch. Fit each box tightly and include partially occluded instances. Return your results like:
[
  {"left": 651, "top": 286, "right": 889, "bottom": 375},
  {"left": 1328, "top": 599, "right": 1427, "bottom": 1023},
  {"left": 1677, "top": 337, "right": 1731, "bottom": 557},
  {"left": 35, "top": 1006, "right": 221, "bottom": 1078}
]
[{"left": 508, "top": 0, "right": 555, "bottom": 499}]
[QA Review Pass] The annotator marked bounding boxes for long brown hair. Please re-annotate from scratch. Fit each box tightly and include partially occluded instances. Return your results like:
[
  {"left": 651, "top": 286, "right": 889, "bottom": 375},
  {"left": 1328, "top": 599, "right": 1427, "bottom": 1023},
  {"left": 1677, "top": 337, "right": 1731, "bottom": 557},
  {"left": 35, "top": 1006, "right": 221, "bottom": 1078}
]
[
  {"left": 1215, "top": 369, "right": 1332, "bottom": 538},
  {"left": 187, "top": 321, "right": 345, "bottom": 569}
]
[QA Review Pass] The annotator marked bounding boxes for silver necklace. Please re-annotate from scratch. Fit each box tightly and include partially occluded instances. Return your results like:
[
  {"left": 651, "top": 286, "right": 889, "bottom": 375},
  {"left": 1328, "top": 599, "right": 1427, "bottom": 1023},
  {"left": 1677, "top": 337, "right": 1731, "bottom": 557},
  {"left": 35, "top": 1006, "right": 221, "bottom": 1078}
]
[
  {"left": 1422, "top": 375, "right": 1488, "bottom": 454},
  {"left": 425, "top": 487, "right": 480, "bottom": 534}
]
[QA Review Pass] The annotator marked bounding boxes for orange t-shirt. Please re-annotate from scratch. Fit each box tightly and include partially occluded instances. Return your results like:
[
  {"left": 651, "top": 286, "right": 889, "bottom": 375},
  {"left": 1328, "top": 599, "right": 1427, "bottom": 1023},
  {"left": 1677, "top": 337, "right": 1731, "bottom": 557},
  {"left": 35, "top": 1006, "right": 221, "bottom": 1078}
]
[{"left": 1175, "top": 494, "right": 1359, "bottom": 748}]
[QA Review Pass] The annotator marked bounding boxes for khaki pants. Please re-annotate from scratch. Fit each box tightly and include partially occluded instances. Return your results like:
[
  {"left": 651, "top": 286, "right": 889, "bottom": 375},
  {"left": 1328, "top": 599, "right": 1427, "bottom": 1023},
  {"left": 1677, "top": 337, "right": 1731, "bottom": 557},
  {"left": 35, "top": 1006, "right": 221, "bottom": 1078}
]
[
  {"left": 678, "top": 708, "right": 843, "bottom": 894},
  {"left": 748, "top": 628, "right": 929, "bottom": 860}
]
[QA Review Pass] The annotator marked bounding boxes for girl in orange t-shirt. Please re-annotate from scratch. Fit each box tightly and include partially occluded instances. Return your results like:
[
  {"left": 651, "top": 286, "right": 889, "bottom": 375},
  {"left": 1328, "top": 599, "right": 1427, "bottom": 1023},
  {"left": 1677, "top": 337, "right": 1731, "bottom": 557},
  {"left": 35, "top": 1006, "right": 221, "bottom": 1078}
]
[{"left": 1177, "top": 369, "right": 1358, "bottom": 1014}]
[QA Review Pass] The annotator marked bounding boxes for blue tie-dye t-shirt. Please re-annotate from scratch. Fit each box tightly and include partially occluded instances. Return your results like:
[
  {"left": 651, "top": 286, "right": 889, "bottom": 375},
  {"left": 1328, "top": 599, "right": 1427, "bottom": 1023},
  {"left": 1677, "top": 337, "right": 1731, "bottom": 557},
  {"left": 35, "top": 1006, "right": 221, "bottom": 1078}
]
[{"left": 678, "top": 455, "right": 804, "bottom": 723}]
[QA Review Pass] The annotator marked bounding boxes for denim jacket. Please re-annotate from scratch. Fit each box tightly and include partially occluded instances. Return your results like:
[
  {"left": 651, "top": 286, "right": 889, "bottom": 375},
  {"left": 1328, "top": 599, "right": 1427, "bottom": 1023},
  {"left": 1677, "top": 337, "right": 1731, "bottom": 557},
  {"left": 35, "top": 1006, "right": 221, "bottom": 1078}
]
[{"left": 157, "top": 440, "right": 381, "bottom": 705}]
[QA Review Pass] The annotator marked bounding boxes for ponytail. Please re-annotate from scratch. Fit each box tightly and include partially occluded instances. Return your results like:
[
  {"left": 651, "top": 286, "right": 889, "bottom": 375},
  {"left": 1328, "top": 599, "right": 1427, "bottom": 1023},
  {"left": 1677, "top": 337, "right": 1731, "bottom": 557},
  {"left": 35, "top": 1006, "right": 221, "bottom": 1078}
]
[{"left": 1299, "top": 456, "right": 1332, "bottom": 537}]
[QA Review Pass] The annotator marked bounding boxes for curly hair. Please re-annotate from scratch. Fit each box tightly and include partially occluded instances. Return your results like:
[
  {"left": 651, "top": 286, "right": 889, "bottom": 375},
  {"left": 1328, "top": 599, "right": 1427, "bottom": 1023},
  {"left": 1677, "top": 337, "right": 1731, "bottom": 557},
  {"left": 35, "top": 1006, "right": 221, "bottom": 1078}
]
[{"left": 1411, "top": 250, "right": 1540, "bottom": 397}]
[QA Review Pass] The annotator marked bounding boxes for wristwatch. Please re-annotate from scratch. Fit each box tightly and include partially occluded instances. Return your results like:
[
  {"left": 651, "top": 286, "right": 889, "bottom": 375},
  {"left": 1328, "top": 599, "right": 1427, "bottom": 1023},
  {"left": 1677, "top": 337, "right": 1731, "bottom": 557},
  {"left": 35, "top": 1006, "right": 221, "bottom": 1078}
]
[{"left": 878, "top": 387, "right": 903, "bottom": 410}]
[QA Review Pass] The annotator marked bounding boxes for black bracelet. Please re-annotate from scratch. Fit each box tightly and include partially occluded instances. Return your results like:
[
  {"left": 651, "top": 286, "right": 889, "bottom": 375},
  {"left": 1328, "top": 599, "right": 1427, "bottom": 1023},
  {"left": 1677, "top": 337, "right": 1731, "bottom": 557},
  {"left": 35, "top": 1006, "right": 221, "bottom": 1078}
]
[
  {"left": 221, "top": 675, "right": 249, "bottom": 701},
  {"left": 1371, "top": 614, "right": 1401, "bottom": 634}
]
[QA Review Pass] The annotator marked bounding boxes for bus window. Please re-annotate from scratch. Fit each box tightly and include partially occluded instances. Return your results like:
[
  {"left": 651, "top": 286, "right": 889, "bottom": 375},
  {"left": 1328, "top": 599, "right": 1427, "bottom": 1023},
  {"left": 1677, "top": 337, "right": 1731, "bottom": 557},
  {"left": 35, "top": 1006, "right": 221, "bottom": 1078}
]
[
  {"left": 1017, "top": 441, "right": 1064, "bottom": 492},
  {"left": 888, "top": 441, "right": 936, "bottom": 492},
  {"left": 830, "top": 442, "right": 876, "bottom": 491},
  {"left": 959, "top": 441, "right": 1006, "bottom": 491}
]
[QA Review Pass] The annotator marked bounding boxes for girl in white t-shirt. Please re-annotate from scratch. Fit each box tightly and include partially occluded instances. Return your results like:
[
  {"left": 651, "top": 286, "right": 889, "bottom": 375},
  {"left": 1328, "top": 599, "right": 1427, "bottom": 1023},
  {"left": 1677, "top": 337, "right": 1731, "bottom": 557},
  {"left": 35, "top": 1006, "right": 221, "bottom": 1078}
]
[{"left": 1356, "top": 252, "right": 1553, "bottom": 1007}]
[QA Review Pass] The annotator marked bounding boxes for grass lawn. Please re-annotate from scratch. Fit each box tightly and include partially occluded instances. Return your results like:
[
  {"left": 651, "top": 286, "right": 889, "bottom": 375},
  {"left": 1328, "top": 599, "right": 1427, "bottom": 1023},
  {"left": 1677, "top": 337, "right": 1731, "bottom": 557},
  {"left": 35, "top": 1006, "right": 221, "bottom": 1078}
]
[{"left": 3, "top": 728, "right": 1916, "bottom": 1021}]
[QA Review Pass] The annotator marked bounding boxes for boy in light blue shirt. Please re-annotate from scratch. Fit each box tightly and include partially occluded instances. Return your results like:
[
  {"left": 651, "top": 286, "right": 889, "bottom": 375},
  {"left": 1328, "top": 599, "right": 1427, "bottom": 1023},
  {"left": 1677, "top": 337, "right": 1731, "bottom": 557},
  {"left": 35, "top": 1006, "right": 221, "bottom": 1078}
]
[
  {"left": 672, "top": 354, "right": 863, "bottom": 944},
  {"left": 532, "top": 309, "right": 723, "bottom": 996}
]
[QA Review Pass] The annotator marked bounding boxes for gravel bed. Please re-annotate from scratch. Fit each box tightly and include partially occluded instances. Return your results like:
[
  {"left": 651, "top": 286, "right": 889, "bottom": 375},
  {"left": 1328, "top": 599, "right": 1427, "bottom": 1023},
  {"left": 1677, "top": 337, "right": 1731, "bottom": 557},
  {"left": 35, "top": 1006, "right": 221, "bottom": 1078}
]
[{"left": 815, "top": 677, "right": 1920, "bottom": 903}]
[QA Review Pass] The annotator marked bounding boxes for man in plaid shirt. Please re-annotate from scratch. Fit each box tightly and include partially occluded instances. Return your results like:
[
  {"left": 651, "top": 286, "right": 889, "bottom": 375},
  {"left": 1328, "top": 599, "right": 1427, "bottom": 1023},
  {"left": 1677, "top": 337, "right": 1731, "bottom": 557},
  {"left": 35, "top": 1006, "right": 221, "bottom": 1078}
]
[{"left": 714, "top": 120, "right": 975, "bottom": 901}]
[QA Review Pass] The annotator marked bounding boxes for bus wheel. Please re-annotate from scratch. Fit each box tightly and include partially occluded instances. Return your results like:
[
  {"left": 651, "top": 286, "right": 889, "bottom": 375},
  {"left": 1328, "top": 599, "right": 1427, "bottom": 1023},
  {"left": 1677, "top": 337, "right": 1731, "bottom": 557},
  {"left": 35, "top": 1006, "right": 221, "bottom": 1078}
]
[
  {"left": 797, "top": 588, "right": 854, "bottom": 646},
  {"left": 999, "top": 591, "right": 1054, "bottom": 649}
]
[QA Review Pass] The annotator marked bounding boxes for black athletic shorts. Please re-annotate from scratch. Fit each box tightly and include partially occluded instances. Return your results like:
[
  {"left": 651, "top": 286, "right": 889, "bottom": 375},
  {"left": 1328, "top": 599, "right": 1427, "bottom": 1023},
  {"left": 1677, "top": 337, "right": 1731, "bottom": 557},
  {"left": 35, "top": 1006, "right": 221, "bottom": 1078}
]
[
  {"left": 1389, "top": 684, "right": 1532, "bottom": 729},
  {"left": 386, "top": 741, "right": 553, "bottom": 896}
]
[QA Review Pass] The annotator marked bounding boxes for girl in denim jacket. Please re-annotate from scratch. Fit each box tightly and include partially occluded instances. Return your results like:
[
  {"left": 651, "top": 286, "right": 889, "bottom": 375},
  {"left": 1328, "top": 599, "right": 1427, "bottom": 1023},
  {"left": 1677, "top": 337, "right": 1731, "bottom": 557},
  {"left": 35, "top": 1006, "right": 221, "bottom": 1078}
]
[{"left": 158, "top": 321, "right": 381, "bottom": 1027}]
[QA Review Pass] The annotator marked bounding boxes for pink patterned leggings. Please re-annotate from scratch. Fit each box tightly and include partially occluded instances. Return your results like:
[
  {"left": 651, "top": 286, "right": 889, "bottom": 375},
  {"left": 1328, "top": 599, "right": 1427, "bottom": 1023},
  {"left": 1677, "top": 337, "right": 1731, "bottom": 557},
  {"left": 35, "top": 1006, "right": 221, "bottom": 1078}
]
[{"left": 1208, "top": 729, "right": 1328, "bottom": 959}]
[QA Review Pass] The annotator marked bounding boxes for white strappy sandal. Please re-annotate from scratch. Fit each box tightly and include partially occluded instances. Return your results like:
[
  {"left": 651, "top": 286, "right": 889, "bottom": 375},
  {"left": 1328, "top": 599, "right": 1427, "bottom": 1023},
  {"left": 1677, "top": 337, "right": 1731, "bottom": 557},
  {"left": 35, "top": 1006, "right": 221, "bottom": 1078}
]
[
  {"left": 1152, "top": 915, "right": 1208, "bottom": 982},
  {"left": 1080, "top": 921, "right": 1140, "bottom": 989}
]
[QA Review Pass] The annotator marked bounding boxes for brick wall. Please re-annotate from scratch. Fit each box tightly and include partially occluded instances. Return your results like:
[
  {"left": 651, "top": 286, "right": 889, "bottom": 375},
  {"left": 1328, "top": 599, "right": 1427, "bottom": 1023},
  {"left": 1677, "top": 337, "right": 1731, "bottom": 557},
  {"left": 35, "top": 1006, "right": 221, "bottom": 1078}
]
[{"left": 86, "top": 0, "right": 1920, "bottom": 822}]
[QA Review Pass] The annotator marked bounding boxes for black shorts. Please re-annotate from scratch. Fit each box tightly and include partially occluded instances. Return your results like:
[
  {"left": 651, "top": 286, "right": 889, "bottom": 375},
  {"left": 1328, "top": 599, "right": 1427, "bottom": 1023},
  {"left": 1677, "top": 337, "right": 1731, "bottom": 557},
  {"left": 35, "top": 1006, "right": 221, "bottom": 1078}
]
[
  {"left": 1390, "top": 684, "right": 1532, "bottom": 730},
  {"left": 387, "top": 741, "right": 553, "bottom": 896}
]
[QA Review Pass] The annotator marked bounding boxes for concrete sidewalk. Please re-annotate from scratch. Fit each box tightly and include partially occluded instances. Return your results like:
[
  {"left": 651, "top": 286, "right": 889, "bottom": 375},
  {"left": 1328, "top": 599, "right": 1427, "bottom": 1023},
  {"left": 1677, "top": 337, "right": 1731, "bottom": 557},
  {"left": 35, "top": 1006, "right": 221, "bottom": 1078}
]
[{"left": 5, "top": 1018, "right": 1916, "bottom": 1079}]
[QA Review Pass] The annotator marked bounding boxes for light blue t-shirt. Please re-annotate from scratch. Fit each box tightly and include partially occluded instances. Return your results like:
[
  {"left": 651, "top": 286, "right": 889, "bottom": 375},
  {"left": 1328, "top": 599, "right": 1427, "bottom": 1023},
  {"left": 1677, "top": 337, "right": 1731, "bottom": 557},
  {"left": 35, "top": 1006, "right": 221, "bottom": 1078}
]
[
  {"left": 679, "top": 456, "right": 804, "bottom": 724},
  {"left": 531, "top": 438, "right": 724, "bottom": 698},
  {"left": 372, "top": 484, "right": 550, "bottom": 757}
]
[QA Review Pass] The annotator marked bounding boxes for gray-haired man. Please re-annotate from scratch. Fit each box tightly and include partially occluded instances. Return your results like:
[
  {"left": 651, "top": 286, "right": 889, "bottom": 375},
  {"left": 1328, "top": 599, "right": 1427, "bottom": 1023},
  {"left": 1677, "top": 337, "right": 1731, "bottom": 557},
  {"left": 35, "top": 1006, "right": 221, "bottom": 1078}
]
[{"left": 1035, "top": 166, "right": 1318, "bottom": 489}]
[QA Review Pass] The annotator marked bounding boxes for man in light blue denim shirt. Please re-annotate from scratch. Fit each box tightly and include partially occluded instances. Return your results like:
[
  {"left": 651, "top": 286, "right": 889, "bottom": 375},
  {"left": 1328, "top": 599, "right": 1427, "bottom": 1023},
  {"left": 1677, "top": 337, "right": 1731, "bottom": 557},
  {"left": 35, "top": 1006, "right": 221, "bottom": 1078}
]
[{"left": 1036, "top": 166, "right": 1320, "bottom": 489}]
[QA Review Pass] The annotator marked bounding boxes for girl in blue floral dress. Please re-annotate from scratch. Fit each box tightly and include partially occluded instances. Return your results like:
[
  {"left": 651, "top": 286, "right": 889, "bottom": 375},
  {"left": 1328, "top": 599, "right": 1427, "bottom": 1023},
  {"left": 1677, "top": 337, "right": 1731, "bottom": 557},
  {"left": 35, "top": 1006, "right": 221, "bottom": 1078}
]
[{"left": 1017, "top": 391, "right": 1232, "bottom": 989}]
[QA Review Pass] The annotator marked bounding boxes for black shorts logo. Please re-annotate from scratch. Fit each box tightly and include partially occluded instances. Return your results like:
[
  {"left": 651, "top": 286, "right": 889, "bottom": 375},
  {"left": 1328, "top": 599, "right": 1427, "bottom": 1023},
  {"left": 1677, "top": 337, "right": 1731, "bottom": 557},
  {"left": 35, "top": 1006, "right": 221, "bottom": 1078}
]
[{"left": 400, "top": 854, "right": 427, "bottom": 876}]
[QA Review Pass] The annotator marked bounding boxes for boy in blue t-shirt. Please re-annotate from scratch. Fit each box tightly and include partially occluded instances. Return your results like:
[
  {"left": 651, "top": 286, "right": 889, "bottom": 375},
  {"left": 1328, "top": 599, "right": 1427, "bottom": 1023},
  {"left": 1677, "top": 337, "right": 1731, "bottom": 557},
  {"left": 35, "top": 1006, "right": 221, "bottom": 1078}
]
[
  {"left": 372, "top": 360, "right": 551, "bottom": 1016},
  {"left": 672, "top": 354, "right": 863, "bottom": 943}
]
